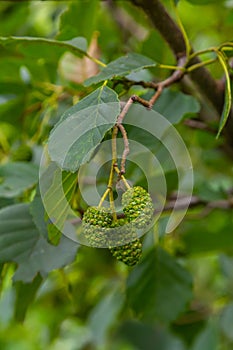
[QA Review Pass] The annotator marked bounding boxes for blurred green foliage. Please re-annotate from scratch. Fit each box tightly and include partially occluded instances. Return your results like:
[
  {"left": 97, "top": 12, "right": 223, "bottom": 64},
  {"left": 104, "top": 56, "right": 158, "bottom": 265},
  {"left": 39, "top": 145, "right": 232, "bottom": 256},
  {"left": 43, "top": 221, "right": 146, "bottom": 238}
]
[{"left": 0, "top": 1, "right": 233, "bottom": 349}]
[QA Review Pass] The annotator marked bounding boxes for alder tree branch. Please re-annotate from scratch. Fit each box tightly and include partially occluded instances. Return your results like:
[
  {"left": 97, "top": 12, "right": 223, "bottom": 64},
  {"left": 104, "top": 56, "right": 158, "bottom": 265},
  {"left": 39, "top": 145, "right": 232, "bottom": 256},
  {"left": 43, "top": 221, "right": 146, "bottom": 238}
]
[
  {"left": 160, "top": 195, "right": 233, "bottom": 213},
  {"left": 130, "top": 0, "right": 224, "bottom": 114},
  {"left": 130, "top": 0, "right": 233, "bottom": 155}
]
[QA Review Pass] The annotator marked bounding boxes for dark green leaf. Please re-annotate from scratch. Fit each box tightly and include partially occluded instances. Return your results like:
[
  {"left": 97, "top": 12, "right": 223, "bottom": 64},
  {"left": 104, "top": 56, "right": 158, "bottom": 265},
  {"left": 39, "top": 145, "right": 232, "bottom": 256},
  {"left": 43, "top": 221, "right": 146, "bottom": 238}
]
[
  {"left": 127, "top": 247, "right": 193, "bottom": 323},
  {"left": 88, "top": 287, "right": 124, "bottom": 347},
  {"left": 153, "top": 89, "right": 200, "bottom": 124},
  {"left": 191, "top": 322, "right": 219, "bottom": 350},
  {"left": 84, "top": 53, "right": 157, "bottom": 86},
  {"left": 116, "top": 321, "right": 186, "bottom": 350},
  {"left": 48, "top": 86, "right": 120, "bottom": 172},
  {"left": 0, "top": 204, "right": 78, "bottom": 282},
  {"left": 0, "top": 162, "right": 38, "bottom": 198},
  {"left": 181, "top": 210, "right": 233, "bottom": 254}
]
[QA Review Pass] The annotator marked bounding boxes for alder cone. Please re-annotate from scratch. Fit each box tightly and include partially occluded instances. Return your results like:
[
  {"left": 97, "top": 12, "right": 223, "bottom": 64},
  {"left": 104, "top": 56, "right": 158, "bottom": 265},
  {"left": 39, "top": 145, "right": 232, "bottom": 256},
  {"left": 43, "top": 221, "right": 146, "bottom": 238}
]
[
  {"left": 82, "top": 206, "right": 113, "bottom": 247},
  {"left": 110, "top": 238, "right": 142, "bottom": 266},
  {"left": 108, "top": 218, "right": 135, "bottom": 246},
  {"left": 109, "top": 218, "right": 142, "bottom": 266},
  {"left": 122, "top": 186, "right": 154, "bottom": 229}
]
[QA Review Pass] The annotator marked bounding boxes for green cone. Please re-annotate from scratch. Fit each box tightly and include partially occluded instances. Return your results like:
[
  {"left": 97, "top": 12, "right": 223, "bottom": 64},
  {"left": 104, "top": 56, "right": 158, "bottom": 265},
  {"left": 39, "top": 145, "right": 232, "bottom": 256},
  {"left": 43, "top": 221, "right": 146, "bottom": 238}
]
[
  {"left": 109, "top": 218, "right": 142, "bottom": 266},
  {"left": 110, "top": 237, "right": 142, "bottom": 266},
  {"left": 122, "top": 186, "right": 154, "bottom": 229},
  {"left": 82, "top": 206, "right": 113, "bottom": 247}
]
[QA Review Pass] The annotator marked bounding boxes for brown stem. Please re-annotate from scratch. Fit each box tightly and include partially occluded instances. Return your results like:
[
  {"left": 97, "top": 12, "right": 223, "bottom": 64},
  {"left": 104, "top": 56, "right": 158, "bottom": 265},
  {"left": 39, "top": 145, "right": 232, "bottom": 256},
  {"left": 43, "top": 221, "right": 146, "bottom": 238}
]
[
  {"left": 115, "top": 55, "right": 187, "bottom": 174},
  {"left": 184, "top": 119, "right": 216, "bottom": 134},
  {"left": 117, "top": 124, "right": 129, "bottom": 174},
  {"left": 131, "top": 0, "right": 224, "bottom": 115},
  {"left": 158, "top": 194, "right": 233, "bottom": 213}
]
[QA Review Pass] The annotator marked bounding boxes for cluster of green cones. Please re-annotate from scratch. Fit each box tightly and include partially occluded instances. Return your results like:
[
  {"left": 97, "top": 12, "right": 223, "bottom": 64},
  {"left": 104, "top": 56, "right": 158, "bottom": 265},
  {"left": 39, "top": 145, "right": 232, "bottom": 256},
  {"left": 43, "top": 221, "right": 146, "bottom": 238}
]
[{"left": 82, "top": 186, "right": 154, "bottom": 266}]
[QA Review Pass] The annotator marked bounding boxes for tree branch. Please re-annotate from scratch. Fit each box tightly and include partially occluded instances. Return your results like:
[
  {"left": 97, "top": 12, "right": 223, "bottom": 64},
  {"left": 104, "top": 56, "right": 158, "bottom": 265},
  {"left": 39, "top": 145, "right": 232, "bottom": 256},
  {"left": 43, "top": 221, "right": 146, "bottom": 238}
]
[
  {"left": 130, "top": 0, "right": 233, "bottom": 155},
  {"left": 130, "top": 0, "right": 224, "bottom": 115}
]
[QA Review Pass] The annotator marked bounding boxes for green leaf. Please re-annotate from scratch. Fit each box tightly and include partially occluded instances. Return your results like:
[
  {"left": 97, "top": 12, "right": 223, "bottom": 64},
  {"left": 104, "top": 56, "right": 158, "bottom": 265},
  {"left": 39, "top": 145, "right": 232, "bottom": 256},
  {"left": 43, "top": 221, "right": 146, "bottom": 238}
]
[
  {"left": 0, "top": 204, "right": 78, "bottom": 282},
  {"left": 57, "top": 0, "right": 99, "bottom": 42},
  {"left": 127, "top": 247, "right": 193, "bottom": 323},
  {"left": 0, "top": 288, "right": 15, "bottom": 326},
  {"left": 219, "top": 303, "right": 233, "bottom": 341},
  {"left": 30, "top": 187, "right": 48, "bottom": 238},
  {"left": 84, "top": 53, "right": 157, "bottom": 86},
  {"left": 48, "top": 86, "right": 120, "bottom": 172},
  {"left": 116, "top": 321, "right": 186, "bottom": 350},
  {"left": 191, "top": 322, "right": 219, "bottom": 350},
  {"left": 0, "top": 36, "right": 87, "bottom": 62},
  {"left": 153, "top": 89, "right": 200, "bottom": 124},
  {"left": 14, "top": 274, "right": 43, "bottom": 322},
  {"left": 88, "top": 287, "right": 124, "bottom": 347},
  {"left": 44, "top": 169, "right": 77, "bottom": 245},
  {"left": 0, "top": 162, "right": 38, "bottom": 198},
  {"left": 181, "top": 211, "right": 233, "bottom": 254},
  {"left": 216, "top": 51, "right": 232, "bottom": 138}
]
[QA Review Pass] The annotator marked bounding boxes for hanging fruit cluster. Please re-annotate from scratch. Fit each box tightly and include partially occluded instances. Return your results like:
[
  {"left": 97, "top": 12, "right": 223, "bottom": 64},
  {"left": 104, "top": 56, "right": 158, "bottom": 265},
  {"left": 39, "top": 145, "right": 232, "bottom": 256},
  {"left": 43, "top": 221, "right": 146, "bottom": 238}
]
[{"left": 82, "top": 186, "right": 154, "bottom": 266}]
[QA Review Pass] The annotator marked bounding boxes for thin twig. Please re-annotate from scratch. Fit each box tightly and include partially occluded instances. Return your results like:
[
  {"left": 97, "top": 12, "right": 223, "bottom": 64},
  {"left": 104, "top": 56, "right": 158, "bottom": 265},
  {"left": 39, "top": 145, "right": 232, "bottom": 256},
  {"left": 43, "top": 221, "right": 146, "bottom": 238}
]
[
  {"left": 156, "top": 194, "right": 233, "bottom": 214},
  {"left": 131, "top": 95, "right": 151, "bottom": 108},
  {"left": 149, "top": 85, "right": 163, "bottom": 107},
  {"left": 117, "top": 97, "right": 134, "bottom": 124},
  {"left": 114, "top": 164, "right": 131, "bottom": 189},
  {"left": 117, "top": 124, "right": 129, "bottom": 174},
  {"left": 115, "top": 56, "right": 187, "bottom": 175},
  {"left": 184, "top": 119, "right": 216, "bottom": 134}
]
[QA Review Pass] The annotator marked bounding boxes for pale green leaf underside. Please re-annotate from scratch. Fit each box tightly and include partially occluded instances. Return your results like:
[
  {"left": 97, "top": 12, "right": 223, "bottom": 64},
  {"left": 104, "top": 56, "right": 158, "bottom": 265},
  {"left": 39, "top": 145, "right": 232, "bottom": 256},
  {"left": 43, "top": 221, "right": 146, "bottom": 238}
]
[
  {"left": 84, "top": 53, "right": 157, "bottom": 86},
  {"left": 48, "top": 86, "right": 120, "bottom": 172}
]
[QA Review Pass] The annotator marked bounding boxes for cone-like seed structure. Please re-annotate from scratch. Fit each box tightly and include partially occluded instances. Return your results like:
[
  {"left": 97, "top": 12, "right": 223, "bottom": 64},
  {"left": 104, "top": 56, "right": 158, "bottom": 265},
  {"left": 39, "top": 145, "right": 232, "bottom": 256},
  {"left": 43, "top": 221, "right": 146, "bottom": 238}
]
[
  {"left": 109, "top": 218, "right": 142, "bottom": 266},
  {"left": 82, "top": 206, "right": 113, "bottom": 247},
  {"left": 122, "top": 186, "right": 154, "bottom": 229},
  {"left": 11, "top": 144, "right": 33, "bottom": 162},
  {"left": 110, "top": 239, "right": 142, "bottom": 266},
  {"left": 108, "top": 218, "right": 135, "bottom": 246}
]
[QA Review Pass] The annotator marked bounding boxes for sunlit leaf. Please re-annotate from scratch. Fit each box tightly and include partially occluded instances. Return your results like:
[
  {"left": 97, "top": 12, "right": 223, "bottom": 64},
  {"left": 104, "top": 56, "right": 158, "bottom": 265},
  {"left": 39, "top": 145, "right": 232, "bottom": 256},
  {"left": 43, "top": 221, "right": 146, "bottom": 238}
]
[
  {"left": 216, "top": 51, "right": 232, "bottom": 138},
  {"left": 84, "top": 53, "right": 157, "bottom": 86}
]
